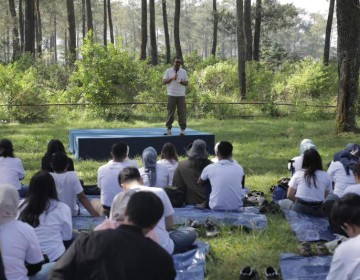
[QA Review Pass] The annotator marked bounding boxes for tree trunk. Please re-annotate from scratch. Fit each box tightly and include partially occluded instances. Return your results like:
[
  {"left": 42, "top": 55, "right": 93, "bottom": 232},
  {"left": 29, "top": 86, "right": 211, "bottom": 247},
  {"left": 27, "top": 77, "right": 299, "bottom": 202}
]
[
  {"left": 103, "top": 0, "right": 107, "bottom": 46},
  {"left": 211, "top": 0, "right": 218, "bottom": 56},
  {"left": 336, "top": 0, "right": 360, "bottom": 132},
  {"left": 236, "top": 0, "right": 246, "bottom": 99},
  {"left": 162, "top": 0, "right": 170, "bottom": 64},
  {"left": 53, "top": 9, "right": 57, "bottom": 64},
  {"left": 8, "top": 0, "right": 20, "bottom": 60},
  {"left": 323, "top": 0, "right": 335, "bottom": 65},
  {"left": 86, "top": 0, "right": 93, "bottom": 33},
  {"left": 82, "top": 0, "right": 86, "bottom": 39},
  {"left": 19, "top": 0, "right": 24, "bottom": 52},
  {"left": 149, "top": 0, "right": 158, "bottom": 65},
  {"left": 66, "top": 0, "right": 77, "bottom": 65},
  {"left": 244, "top": 0, "right": 252, "bottom": 61},
  {"left": 174, "top": 0, "right": 183, "bottom": 61},
  {"left": 140, "top": 0, "right": 147, "bottom": 60},
  {"left": 24, "top": 0, "right": 35, "bottom": 54},
  {"left": 35, "top": 0, "right": 42, "bottom": 55},
  {"left": 107, "top": 0, "right": 114, "bottom": 44},
  {"left": 253, "top": 0, "right": 261, "bottom": 61}
]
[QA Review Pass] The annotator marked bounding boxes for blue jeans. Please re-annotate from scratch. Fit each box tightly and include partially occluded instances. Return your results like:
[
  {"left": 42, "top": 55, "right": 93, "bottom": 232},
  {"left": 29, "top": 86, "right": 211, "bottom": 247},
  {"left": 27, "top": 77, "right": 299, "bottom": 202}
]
[{"left": 170, "top": 226, "right": 197, "bottom": 254}]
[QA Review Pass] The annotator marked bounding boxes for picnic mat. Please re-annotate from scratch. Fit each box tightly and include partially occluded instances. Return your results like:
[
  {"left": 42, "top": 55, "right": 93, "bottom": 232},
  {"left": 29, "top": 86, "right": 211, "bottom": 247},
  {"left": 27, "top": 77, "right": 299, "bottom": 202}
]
[
  {"left": 173, "top": 240, "right": 210, "bottom": 280},
  {"left": 280, "top": 253, "right": 332, "bottom": 280},
  {"left": 283, "top": 210, "right": 336, "bottom": 242},
  {"left": 174, "top": 206, "right": 267, "bottom": 230}
]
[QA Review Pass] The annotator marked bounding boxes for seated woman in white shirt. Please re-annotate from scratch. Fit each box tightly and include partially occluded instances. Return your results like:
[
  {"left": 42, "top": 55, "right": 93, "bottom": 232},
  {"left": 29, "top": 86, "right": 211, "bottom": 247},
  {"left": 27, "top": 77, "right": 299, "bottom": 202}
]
[
  {"left": 157, "top": 142, "right": 179, "bottom": 186},
  {"left": 279, "top": 149, "right": 332, "bottom": 217},
  {"left": 326, "top": 193, "right": 360, "bottom": 280},
  {"left": 288, "top": 139, "right": 316, "bottom": 175},
  {"left": 140, "top": 147, "right": 170, "bottom": 188},
  {"left": 0, "top": 139, "right": 27, "bottom": 197},
  {"left": 18, "top": 171, "right": 72, "bottom": 262}
]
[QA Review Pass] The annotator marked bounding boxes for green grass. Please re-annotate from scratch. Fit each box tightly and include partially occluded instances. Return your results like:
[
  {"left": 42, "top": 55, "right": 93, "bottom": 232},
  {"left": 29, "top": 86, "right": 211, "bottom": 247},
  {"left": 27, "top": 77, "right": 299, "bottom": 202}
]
[{"left": 0, "top": 116, "right": 356, "bottom": 279}]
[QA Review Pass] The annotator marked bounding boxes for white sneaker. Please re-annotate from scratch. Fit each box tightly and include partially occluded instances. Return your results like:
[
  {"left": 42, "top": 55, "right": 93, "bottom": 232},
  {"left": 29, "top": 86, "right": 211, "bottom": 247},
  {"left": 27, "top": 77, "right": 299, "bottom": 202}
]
[
  {"left": 163, "top": 129, "right": 172, "bottom": 136},
  {"left": 180, "top": 129, "right": 186, "bottom": 136}
]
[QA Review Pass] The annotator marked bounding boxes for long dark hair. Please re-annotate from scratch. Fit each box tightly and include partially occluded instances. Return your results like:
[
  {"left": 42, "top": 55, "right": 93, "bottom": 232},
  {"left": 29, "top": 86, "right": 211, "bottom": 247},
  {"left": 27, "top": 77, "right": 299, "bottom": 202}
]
[
  {"left": 0, "top": 139, "right": 14, "bottom": 158},
  {"left": 18, "top": 171, "right": 58, "bottom": 227},
  {"left": 302, "top": 149, "right": 323, "bottom": 188},
  {"left": 45, "top": 139, "right": 66, "bottom": 157},
  {"left": 160, "top": 142, "right": 178, "bottom": 161}
]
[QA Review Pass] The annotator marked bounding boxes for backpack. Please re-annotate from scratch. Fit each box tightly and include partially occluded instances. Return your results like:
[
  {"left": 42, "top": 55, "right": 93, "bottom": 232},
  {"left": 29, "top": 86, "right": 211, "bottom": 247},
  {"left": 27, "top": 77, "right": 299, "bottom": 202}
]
[
  {"left": 270, "top": 178, "right": 290, "bottom": 203},
  {"left": 333, "top": 144, "right": 360, "bottom": 175}
]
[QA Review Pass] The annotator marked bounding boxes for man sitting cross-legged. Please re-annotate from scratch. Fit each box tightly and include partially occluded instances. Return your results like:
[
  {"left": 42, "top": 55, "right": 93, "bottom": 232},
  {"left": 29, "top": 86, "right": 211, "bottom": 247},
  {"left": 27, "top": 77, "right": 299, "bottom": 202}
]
[
  {"left": 199, "top": 141, "right": 246, "bottom": 210},
  {"left": 91, "top": 142, "right": 138, "bottom": 216},
  {"left": 48, "top": 191, "right": 176, "bottom": 280}
]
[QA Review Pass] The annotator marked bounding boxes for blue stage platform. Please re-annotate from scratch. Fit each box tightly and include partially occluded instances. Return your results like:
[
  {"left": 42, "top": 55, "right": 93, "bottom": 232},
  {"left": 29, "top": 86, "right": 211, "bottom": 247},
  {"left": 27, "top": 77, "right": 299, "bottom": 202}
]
[{"left": 69, "top": 128, "right": 215, "bottom": 161}]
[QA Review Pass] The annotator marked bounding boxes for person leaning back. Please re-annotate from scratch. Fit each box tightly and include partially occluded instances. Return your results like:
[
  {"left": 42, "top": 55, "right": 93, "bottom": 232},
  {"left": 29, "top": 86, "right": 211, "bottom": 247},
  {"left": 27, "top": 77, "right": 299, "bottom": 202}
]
[{"left": 163, "top": 57, "right": 189, "bottom": 136}]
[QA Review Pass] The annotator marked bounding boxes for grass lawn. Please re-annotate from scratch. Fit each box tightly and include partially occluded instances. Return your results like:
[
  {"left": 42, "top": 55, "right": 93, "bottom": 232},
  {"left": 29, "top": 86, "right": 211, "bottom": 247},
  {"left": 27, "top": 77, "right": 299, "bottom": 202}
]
[{"left": 0, "top": 116, "right": 355, "bottom": 279}]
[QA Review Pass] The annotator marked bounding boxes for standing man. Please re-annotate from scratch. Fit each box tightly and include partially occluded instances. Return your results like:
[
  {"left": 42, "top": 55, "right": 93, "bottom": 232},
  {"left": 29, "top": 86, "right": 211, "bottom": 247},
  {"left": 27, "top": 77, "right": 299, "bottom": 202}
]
[{"left": 163, "top": 57, "right": 189, "bottom": 136}]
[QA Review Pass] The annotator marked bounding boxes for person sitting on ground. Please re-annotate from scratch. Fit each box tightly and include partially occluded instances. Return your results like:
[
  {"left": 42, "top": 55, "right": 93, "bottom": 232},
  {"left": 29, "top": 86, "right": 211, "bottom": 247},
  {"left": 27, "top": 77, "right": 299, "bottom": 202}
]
[
  {"left": 50, "top": 152, "right": 99, "bottom": 217},
  {"left": 119, "top": 167, "right": 197, "bottom": 254},
  {"left": 41, "top": 139, "right": 74, "bottom": 173},
  {"left": 279, "top": 149, "right": 332, "bottom": 217},
  {"left": 343, "top": 162, "right": 360, "bottom": 196},
  {"left": 326, "top": 193, "right": 360, "bottom": 280},
  {"left": 288, "top": 139, "right": 317, "bottom": 175},
  {"left": 0, "top": 184, "right": 47, "bottom": 280},
  {"left": 139, "top": 147, "right": 170, "bottom": 188},
  {"left": 157, "top": 142, "right": 179, "bottom": 186},
  {"left": 0, "top": 139, "right": 27, "bottom": 197},
  {"left": 173, "top": 139, "right": 213, "bottom": 205},
  {"left": 18, "top": 171, "right": 72, "bottom": 262},
  {"left": 49, "top": 191, "right": 176, "bottom": 280},
  {"left": 91, "top": 142, "right": 138, "bottom": 216},
  {"left": 199, "top": 141, "right": 246, "bottom": 210}
]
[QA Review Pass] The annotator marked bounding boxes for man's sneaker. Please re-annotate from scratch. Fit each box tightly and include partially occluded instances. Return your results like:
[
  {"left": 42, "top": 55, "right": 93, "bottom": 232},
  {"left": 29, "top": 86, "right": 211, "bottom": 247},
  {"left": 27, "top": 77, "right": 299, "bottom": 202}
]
[
  {"left": 184, "top": 218, "right": 200, "bottom": 228},
  {"left": 264, "top": 266, "right": 279, "bottom": 279},
  {"left": 205, "top": 218, "right": 220, "bottom": 238},
  {"left": 239, "top": 266, "right": 259, "bottom": 280},
  {"left": 180, "top": 129, "right": 186, "bottom": 136},
  {"left": 163, "top": 129, "right": 172, "bottom": 136}
]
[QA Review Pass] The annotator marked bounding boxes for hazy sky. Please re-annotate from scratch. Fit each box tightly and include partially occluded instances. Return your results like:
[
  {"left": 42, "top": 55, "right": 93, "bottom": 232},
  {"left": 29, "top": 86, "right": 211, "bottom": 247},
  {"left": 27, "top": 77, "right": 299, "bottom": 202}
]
[{"left": 279, "top": 0, "right": 330, "bottom": 14}]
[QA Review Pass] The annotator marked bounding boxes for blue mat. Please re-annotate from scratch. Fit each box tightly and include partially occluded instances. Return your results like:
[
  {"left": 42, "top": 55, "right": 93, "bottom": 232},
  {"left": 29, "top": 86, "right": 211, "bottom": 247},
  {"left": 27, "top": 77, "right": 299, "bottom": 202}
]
[
  {"left": 174, "top": 206, "right": 267, "bottom": 230},
  {"left": 173, "top": 240, "right": 210, "bottom": 280},
  {"left": 72, "top": 216, "right": 105, "bottom": 230},
  {"left": 280, "top": 253, "right": 332, "bottom": 280},
  {"left": 283, "top": 210, "right": 336, "bottom": 242}
]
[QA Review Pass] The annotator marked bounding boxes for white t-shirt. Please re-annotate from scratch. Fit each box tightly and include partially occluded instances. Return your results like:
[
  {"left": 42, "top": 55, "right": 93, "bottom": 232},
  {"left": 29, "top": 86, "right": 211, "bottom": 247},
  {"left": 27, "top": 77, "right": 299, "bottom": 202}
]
[
  {"left": 328, "top": 161, "right": 356, "bottom": 197},
  {"left": 326, "top": 234, "right": 360, "bottom": 280},
  {"left": 163, "top": 67, "right": 188, "bottom": 96},
  {"left": 98, "top": 161, "right": 138, "bottom": 207},
  {"left": 289, "top": 170, "right": 332, "bottom": 202},
  {"left": 139, "top": 163, "right": 170, "bottom": 188},
  {"left": 50, "top": 171, "right": 83, "bottom": 216},
  {"left": 0, "top": 220, "right": 44, "bottom": 280},
  {"left": 128, "top": 185, "right": 175, "bottom": 254},
  {"left": 0, "top": 157, "right": 25, "bottom": 190},
  {"left": 343, "top": 184, "right": 360, "bottom": 196},
  {"left": 18, "top": 199, "right": 72, "bottom": 262},
  {"left": 200, "top": 159, "right": 245, "bottom": 210},
  {"left": 157, "top": 159, "right": 178, "bottom": 186}
]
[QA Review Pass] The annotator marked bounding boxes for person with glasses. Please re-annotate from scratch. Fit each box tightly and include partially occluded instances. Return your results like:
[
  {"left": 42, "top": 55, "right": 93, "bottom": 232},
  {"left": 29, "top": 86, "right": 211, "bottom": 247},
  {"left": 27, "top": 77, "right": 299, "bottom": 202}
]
[{"left": 162, "top": 57, "right": 189, "bottom": 136}]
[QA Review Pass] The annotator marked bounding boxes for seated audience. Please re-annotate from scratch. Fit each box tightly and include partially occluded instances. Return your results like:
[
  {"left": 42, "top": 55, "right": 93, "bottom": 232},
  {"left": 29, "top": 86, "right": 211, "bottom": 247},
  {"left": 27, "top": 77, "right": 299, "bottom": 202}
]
[
  {"left": 199, "top": 141, "right": 245, "bottom": 210},
  {"left": 140, "top": 147, "right": 170, "bottom": 188},
  {"left": 288, "top": 139, "right": 316, "bottom": 175},
  {"left": 326, "top": 193, "right": 360, "bottom": 280},
  {"left": 343, "top": 162, "right": 360, "bottom": 196},
  {"left": 157, "top": 142, "right": 179, "bottom": 186},
  {"left": 211, "top": 142, "right": 220, "bottom": 163},
  {"left": 0, "top": 184, "right": 46, "bottom": 280},
  {"left": 41, "top": 139, "right": 74, "bottom": 173},
  {"left": 119, "top": 167, "right": 197, "bottom": 254},
  {"left": 173, "top": 139, "right": 213, "bottom": 205},
  {"left": 92, "top": 142, "right": 138, "bottom": 216},
  {"left": 50, "top": 152, "right": 99, "bottom": 217},
  {"left": 279, "top": 149, "right": 332, "bottom": 217},
  {"left": 49, "top": 191, "right": 176, "bottom": 280},
  {"left": 0, "top": 139, "right": 27, "bottom": 197},
  {"left": 18, "top": 171, "right": 72, "bottom": 262}
]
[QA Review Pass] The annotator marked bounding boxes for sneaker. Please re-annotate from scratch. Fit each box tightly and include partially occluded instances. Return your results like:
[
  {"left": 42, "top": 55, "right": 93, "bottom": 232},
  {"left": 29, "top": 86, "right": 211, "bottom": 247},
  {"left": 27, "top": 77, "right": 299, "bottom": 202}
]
[
  {"left": 163, "top": 129, "right": 172, "bottom": 136},
  {"left": 316, "top": 242, "right": 330, "bottom": 255},
  {"left": 180, "top": 129, "right": 186, "bottom": 136},
  {"left": 265, "top": 266, "right": 279, "bottom": 279},
  {"left": 298, "top": 241, "right": 313, "bottom": 257},
  {"left": 239, "top": 266, "right": 259, "bottom": 280},
  {"left": 205, "top": 218, "right": 220, "bottom": 238},
  {"left": 184, "top": 218, "right": 200, "bottom": 228}
]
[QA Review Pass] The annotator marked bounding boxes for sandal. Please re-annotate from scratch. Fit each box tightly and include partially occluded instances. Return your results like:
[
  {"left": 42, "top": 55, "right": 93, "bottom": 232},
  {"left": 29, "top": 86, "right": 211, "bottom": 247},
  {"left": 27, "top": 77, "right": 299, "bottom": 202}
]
[
  {"left": 298, "top": 241, "right": 312, "bottom": 257},
  {"left": 316, "top": 242, "right": 330, "bottom": 255}
]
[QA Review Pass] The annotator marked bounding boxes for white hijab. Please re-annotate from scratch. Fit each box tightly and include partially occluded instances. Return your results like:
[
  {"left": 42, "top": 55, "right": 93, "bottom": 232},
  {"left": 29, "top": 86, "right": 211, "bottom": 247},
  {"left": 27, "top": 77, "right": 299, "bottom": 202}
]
[{"left": 0, "top": 184, "right": 19, "bottom": 224}]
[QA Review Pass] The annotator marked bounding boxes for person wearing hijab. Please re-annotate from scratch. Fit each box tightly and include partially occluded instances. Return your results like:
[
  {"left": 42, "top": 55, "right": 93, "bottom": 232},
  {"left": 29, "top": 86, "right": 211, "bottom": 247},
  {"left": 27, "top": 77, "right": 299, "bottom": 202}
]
[
  {"left": 288, "top": 139, "right": 317, "bottom": 175},
  {"left": 139, "top": 147, "right": 170, "bottom": 188},
  {"left": 0, "top": 184, "right": 45, "bottom": 280}
]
